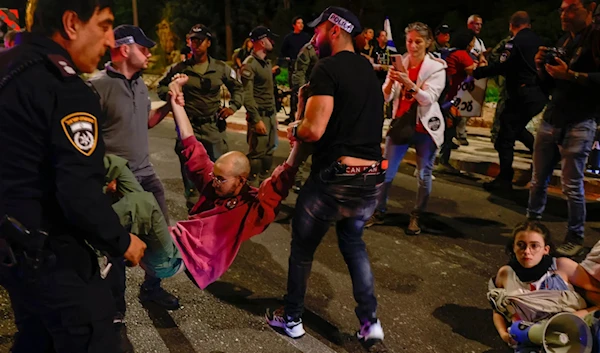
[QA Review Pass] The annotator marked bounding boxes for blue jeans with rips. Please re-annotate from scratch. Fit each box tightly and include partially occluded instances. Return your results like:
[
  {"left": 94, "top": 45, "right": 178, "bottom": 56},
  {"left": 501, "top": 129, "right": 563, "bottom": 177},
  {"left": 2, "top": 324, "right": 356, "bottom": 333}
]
[
  {"left": 376, "top": 133, "right": 438, "bottom": 214},
  {"left": 527, "top": 119, "right": 597, "bottom": 239},
  {"left": 284, "top": 174, "right": 382, "bottom": 324}
]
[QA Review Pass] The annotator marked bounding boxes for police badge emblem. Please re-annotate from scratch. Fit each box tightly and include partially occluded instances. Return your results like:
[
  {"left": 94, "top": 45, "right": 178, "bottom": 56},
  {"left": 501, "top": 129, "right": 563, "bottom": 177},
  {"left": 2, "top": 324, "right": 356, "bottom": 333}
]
[{"left": 60, "top": 112, "right": 98, "bottom": 156}]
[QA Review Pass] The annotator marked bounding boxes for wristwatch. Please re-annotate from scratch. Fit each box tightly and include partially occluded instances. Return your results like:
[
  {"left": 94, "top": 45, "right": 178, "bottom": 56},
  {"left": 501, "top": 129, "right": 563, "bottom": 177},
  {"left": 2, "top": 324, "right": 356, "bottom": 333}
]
[
  {"left": 573, "top": 71, "right": 580, "bottom": 81},
  {"left": 292, "top": 124, "right": 301, "bottom": 141}
]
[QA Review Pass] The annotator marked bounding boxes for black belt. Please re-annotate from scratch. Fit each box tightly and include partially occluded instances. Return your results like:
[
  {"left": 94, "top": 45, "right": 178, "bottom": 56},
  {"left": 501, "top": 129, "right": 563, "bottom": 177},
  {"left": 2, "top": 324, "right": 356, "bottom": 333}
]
[
  {"left": 190, "top": 114, "right": 217, "bottom": 125},
  {"left": 318, "top": 160, "right": 387, "bottom": 185}
]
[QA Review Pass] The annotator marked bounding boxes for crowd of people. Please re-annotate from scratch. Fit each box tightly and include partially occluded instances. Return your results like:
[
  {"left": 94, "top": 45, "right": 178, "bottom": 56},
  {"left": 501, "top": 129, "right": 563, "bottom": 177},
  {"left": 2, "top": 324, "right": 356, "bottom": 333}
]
[{"left": 2, "top": 0, "right": 600, "bottom": 352}]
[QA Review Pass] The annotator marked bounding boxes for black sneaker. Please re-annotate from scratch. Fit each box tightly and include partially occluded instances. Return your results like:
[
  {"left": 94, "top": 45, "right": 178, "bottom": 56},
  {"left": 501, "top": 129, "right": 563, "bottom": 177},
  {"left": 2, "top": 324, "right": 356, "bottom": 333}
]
[
  {"left": 556, "top": 234, "right": 584, "bottom": 258},
  {"left": 139, "top": 285, "right": 180, "bottom": 310},
  {"left": 365, "top": 210, "right": 385, "bottom": 228}
]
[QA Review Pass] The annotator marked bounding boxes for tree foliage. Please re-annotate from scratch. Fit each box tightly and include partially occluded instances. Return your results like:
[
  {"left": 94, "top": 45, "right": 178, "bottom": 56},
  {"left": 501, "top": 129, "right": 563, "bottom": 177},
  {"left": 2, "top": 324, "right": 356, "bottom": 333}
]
[{"left": 116, "top": 0, "right": 565, "bottom": 62}]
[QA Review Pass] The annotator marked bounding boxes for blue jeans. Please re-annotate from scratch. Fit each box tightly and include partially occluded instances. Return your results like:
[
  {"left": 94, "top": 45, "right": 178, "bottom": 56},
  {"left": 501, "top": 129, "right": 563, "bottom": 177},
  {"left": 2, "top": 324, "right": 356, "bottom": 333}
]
[
  {"left": 527, "top": 119, "right": 597, "bottom": 239},
  {"left": 284, "top": 175, "right": 382, "bottom": 324},
  {"left": 376, "top": 133, "right": 437, "bottom": 214}
]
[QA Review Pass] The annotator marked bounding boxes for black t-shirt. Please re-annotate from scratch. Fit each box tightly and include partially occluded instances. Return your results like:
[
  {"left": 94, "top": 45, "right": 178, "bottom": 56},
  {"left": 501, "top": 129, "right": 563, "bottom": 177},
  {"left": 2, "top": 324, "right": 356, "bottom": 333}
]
[
  {"left": 281, "top": 32, "right": 311, "bottom": 61},
  {"left": 307, "top": 51, "right": 384, "bottom": 172},
  {"left": 371, "top": 45, "right": 390, "bottom": 82}
]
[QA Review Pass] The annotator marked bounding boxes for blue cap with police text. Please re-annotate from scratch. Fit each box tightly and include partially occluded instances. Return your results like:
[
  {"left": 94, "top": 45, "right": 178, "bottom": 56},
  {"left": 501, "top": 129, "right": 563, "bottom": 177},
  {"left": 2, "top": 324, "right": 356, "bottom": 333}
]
[
  {"left": 307, "top": 6, "right": 362, "bottom": 37},
  {"left": 114, "top": 25, "right": 156, "bottom": 48}
]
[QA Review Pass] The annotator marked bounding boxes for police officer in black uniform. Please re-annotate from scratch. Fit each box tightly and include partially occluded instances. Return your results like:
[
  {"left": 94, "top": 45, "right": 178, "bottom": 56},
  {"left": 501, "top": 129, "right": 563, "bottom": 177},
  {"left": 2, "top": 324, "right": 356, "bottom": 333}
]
[
  {"left": 0, "top": 1, "right": 147, "bottom": 352},
  {"left": 473, "top": 11, "right": 548, "bottom": 192}
]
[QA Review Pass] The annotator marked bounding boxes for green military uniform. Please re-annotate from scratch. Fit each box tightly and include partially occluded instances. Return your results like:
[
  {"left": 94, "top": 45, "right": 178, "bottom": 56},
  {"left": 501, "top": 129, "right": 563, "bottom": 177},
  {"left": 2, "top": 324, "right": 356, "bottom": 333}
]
[
  {"left": 104, "top": 155, "right": 183, "bottom": 279},
  {"left": 291, "top": 42, "right": 318, "bottom": 90},
  {"left": 157, "top": 56, "right": 243, "bottom": 206},
  {"left": 241, "top": 52, "right": 278, "bottom": 186},
  {"left": 487, "top": 36, "right": 511, "bottom": 143},
  {"left": 290, "top": 43, "right": 318, "bottom": 190}
]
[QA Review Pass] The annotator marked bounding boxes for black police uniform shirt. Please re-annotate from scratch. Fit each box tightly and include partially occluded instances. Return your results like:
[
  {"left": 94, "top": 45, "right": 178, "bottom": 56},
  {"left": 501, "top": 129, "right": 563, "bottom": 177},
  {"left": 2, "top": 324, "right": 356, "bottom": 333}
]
[
  {"left": 473, "top": 28, "right": 544, "bottom": 99},
  {"left": 307, "top": 50, "right": 384, "bottom": 173},
  {"left": 0, "top": 34, "right": 131, "bottom": 257},
  {"left": 541, "top": 25, "right": 600, "bottom": 128}
]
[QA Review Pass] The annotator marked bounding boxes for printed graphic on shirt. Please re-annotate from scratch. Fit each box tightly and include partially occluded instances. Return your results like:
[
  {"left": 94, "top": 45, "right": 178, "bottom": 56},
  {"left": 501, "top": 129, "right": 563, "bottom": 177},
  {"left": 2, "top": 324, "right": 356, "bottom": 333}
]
[
  {"left": 61, "top": 112, "right": 98, "bottom": 156},
  {"left": 428, "top": 116, "right": 441, "bottom": 131}
]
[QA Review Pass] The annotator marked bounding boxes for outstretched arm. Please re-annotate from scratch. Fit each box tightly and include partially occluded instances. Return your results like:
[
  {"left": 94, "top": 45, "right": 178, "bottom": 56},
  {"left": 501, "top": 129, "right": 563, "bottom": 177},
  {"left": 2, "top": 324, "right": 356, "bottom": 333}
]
[{"left": 169, "top": 74, "right": 214, "bottom": 191}]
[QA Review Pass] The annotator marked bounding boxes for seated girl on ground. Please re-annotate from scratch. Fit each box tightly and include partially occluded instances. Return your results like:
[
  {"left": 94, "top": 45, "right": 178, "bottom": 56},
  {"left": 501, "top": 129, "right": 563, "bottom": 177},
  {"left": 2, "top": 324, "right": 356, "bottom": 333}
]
[{"left": 489, "top": 221, "right": 600, "bottom": 351}]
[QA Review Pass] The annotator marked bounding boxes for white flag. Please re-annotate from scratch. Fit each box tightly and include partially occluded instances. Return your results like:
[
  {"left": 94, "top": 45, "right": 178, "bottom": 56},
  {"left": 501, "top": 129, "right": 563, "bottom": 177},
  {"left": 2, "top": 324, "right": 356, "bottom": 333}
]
[{"left": 384, "top": 17, "right": 397, "bottom": 52}]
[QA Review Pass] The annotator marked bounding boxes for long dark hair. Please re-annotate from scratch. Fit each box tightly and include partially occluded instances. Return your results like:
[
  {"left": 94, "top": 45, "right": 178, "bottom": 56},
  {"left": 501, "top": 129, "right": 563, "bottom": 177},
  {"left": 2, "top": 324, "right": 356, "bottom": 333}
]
[
  {"left": 505, "top": 221, "right": 555, "bottom": 258},
  {"left": 450, "top": 29, "right": 476, "bottom": 51}
]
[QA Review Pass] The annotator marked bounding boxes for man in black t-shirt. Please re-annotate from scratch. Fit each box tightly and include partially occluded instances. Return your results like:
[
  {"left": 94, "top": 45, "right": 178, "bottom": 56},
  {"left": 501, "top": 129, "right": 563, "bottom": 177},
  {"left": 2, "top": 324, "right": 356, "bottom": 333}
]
[{"left": 266, "top": 6, "right": 386, "bottom": 346}]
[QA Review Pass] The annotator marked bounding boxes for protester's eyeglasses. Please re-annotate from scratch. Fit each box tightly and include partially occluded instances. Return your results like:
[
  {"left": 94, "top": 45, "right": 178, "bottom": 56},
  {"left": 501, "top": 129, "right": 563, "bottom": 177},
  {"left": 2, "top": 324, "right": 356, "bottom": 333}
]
[
  {"left": 209, "top": 172, "right": 230, "bottom": 186},
  {"left": 558, "top": 5, "right": 585, "bottom": 15},
  {"left": 515, "top": 241, "right": 544, "bottom": 252}
]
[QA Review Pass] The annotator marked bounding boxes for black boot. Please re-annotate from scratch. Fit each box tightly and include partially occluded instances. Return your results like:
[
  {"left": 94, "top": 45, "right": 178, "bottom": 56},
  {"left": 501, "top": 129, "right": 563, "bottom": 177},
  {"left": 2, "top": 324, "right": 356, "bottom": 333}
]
[
  {"left": 482, "top": 178, "right": 513, "bottom": 192},
  {"left": 114, "top": 314, "right": 134, "bottom": 353},
  {"left": 139, "top": 275, "right": 180, "bottom": 310}
]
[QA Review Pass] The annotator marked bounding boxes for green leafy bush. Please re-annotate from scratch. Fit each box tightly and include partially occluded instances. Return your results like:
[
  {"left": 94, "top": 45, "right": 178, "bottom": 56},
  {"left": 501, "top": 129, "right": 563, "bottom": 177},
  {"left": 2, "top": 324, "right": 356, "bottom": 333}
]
[
  {"left": 485, "top": 80, "right": 499, "bottom": 103},
  {"left": 275, "top": 67, "right": 289, "bottom": 87}
]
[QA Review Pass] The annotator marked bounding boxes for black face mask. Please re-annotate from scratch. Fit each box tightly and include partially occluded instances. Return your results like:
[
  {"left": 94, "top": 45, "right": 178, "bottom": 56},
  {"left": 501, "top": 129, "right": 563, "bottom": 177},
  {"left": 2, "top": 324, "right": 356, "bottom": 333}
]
[{"left": 508, "top": 255, "right": 553, "bottom": 283}]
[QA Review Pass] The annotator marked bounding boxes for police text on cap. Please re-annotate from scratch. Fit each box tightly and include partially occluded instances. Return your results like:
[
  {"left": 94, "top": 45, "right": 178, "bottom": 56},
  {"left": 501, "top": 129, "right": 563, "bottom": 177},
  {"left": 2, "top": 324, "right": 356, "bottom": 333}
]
[{"left": 328, "top": 13, "right": 354, "bottom": 34}]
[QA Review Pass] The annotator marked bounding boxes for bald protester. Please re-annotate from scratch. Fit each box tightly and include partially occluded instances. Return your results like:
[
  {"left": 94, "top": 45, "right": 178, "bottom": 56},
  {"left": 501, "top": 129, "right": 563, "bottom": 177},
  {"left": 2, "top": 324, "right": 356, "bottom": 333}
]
[{"left": 166, "top": 73, "right": 306, "bottom": 288}]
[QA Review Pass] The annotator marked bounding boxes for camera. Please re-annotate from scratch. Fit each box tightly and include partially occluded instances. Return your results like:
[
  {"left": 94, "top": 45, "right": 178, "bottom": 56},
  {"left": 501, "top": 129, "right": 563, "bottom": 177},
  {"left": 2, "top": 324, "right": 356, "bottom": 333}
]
[{"left": 544, "top": 47, "right": 566, "bottom": 66}]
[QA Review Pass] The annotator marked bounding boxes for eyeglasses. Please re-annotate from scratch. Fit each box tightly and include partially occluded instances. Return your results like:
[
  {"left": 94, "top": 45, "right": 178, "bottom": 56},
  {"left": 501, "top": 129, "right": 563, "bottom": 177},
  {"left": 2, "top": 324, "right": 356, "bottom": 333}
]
[
  {"left": 515, "top": 241, "right": 544, "bottom": 252},
  {"left": 558, "top": 5, "right": 585, "bottom": 15},
  {"left": 209, "top": 171, "right": 230, "bottom": 186}
]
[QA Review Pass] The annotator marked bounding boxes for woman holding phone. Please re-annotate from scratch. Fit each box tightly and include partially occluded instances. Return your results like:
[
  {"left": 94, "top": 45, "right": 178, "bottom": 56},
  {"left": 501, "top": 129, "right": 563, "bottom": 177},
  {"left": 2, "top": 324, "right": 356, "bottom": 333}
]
[{"left": 366, "top": 22, "right": 447, "bottom": 235}]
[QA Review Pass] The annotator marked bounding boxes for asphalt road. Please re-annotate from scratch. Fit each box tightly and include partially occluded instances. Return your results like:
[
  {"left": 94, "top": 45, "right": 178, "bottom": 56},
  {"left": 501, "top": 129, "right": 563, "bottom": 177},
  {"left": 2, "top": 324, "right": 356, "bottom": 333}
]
[{"left": 2, "top": 119, "right": 600, "bottom": 353}]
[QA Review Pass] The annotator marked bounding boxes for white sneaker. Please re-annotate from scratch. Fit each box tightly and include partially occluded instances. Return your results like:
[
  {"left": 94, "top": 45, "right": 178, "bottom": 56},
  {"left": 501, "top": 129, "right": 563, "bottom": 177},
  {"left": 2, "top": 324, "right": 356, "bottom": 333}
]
[
  {"left": 357, "top": 319, "right": 384, "bottom": 342},
  {"left": 413, "top": 168, "right": 436, "bottom": 180},
  {"left": 266, "top": 307, "right": 306, "bottom": 339}
]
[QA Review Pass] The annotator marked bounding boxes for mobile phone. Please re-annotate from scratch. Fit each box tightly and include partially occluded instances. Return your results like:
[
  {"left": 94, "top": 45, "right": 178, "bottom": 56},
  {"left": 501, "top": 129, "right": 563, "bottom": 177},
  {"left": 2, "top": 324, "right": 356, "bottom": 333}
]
[{"left": 390, "top": 54, "right": 406, "bottom": 73}]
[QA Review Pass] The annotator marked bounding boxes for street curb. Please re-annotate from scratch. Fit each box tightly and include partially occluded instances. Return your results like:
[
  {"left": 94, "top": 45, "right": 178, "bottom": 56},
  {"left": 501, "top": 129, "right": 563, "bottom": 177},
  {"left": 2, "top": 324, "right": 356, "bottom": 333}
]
[{"left": 401, "top": 150, "right": 600, "bottom": 201}]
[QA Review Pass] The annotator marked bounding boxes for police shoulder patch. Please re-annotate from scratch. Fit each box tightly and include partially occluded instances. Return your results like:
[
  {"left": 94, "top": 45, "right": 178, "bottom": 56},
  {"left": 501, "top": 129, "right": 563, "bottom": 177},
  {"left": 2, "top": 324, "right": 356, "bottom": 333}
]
[
  {"left": 47, "top": 54, "right": 77, "bottom": 77},
  {"left": 61, "top": 112, "right": 98, "bottom": 156},
  {"left": 241, "top": 68, "right": 253, "bottom": 78}
]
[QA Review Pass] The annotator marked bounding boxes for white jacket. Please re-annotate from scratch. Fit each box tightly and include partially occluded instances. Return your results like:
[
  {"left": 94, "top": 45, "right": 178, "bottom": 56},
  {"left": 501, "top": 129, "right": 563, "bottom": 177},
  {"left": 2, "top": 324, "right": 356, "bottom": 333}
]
[{"left": 383, "top": 53, "right": 448, "bottom": 148}]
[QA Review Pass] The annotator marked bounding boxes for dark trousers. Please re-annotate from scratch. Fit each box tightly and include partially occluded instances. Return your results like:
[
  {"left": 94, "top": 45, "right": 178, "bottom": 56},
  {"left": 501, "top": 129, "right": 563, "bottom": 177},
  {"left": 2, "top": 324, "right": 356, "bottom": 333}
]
[
  {"left": 284, "top": 174, "right": 381, "bottom": 324},
  {"left": 109, "top": 172, "right": 170, "bottom": 317},
  {"left": 439, "top": 122, "right": 457, "bottom": 165},
  {"left": 3, "top": 246, "right": 118, "bottom": 352},
  {"left": 495, "top": 89, "right": 546, "bottom": 182},
  {"left": 136, "top": 172, "right": 169, "bottom": 225}
]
